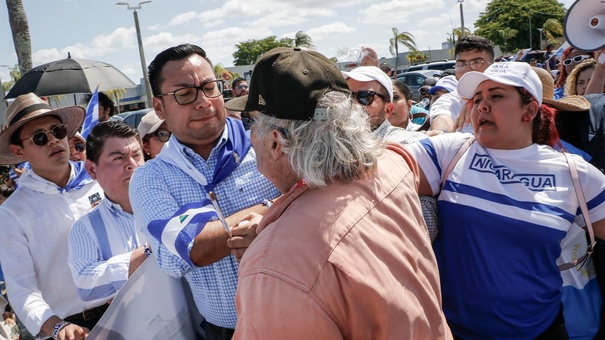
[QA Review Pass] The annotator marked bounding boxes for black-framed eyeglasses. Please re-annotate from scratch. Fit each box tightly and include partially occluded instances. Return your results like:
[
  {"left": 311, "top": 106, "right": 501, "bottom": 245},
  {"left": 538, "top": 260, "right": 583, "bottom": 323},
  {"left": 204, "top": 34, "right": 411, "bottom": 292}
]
[
  {"left": 352, "top": 90, "right": 389, "bottom": 106},
  {"left": 562, "top": 54, "right": 591, "bottom": 66},
  {"left": 20, "top": 124, "right": 67, "bottom": 147},
  {"left": 454, "top": 59, "right": 488, "bottom": 71},
  {"left": 144, "top": 129, "right": 171, "bottom": 143},
  {"left": 235, "top": 85, "right": 248, "bottom": 90},
  {"left": 71, "top": 142, "right": 85, "bottom": 152},
  {"left": 156, "top": 80, "right": 224, "bottom": 105}
]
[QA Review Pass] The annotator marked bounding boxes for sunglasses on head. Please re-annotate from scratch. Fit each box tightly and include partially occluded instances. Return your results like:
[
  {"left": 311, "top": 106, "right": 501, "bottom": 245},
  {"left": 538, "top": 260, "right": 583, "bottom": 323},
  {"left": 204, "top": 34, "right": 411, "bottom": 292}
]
[
  {"left": 20, "top": 124, "right": 68, "bottom": 147},
  {"left": 352, "top": 90, "right": 389, "bottom": 106},
  {"left": 71, "top": 142, "right": 85, "bottom": 152},
  {"left": 562, "top": 54, "right": 591, "bottom": 66}
]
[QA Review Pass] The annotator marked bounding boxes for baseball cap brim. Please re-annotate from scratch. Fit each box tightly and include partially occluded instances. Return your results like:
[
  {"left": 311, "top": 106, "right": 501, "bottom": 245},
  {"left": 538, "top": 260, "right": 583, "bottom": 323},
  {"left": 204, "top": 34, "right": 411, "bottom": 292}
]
[
  {"left": 225, "top": 96, "right": 248, "bottom": 112},
  {"left": 457, "top": 71, "right": 534, "bottom": 101},
  {"left": 428, "top": 86, "right": 448, "bottom": 95}
]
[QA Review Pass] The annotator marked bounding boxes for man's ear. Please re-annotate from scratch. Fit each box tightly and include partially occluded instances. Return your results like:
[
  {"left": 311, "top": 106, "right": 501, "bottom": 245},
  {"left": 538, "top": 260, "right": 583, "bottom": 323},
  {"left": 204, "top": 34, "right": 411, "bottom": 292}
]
[
  {"left": 270, "top": 130, "right": 284, "bottom": 160},
  {"left": 385, "top": 101, "right": 394, "bottom": 118},
  {"left": 153, "top": 97, "right": 165, "bottom": 120},
  {"left": 8, "top": 144, "right": 27, "bottom": 161},
  {"left": 85, "top": 159, "right": 98, "bottom": 180}
]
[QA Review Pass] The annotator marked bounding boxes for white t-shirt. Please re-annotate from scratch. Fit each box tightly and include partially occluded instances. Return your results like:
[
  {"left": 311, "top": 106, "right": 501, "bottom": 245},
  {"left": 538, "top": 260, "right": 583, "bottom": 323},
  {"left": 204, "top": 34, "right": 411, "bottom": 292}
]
[
  {"left": 406, "top": 133, "right": 605, "bottom": 338},
  {"left": 429, "top": 90, "right": 473, "bottom": 133}
]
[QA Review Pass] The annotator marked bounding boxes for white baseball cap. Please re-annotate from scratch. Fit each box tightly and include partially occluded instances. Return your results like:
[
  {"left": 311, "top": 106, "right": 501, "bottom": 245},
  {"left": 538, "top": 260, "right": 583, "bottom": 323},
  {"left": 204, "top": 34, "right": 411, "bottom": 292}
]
[
  {"left": 137, "top": 110, "right": 164, "bottom": 137},
  {"left": 342, "top": 66, "right": 394, "bottom": 102},
  {"left": 457, "top": 62, "right": 543, "bottom": 105},
  {"left": 428, "top": 75, "right": 458, "bottom": 95}
]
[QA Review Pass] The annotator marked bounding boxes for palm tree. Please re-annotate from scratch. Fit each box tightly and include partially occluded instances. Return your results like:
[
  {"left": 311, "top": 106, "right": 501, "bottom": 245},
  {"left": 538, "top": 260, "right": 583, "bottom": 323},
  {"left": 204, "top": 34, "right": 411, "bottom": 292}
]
[
  {"left": 407, "top": 50, "right": 428, "bottom": 65},
  {"left": 294, "top": 31, "right": 314, "bottom": 49},
  {"left": 105, "top": 89, "right": 126, "bottom": 113},
  {"left": 498, "top": 28, "right": 518, "bottom": 53},
  {"left": 542, "top": 18, "right": 563, "bottom": 44},
  {"left": 390, "top": 28, "right": 417, "bottom": 73},
  {"left": 453, "top": 27, "right": 472, "bottom": 40},
  {"left": 6, "top": 0, "right": 32, "bottom": 73}
]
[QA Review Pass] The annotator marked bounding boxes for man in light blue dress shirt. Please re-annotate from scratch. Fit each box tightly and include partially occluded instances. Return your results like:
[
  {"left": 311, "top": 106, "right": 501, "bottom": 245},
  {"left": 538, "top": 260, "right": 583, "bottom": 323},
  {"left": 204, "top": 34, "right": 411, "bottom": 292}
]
[
  {"left": 68, "top": 121, "right": 149, "bottom": 308},
  {"left": 129, "top": 44, "right": 279, "bottom": 340}
]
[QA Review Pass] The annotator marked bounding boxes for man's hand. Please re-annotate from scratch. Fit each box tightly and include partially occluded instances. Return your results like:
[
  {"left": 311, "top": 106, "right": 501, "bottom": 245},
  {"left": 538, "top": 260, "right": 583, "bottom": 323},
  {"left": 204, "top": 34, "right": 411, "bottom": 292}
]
[
  {"left": 359, "top": 46, "right": 378, "bottom": 67},
  {"left": 128, "top": 246, "right": 148, "bottom": 277},
  {"left": 57, "top": 323, "right": 89, "bottom": 340},
  {"left": 454, "top": 102, "right": 472, "bottom": 132},
  {"left": 227, "top": 213, "right": 264, "bottom": 262}
]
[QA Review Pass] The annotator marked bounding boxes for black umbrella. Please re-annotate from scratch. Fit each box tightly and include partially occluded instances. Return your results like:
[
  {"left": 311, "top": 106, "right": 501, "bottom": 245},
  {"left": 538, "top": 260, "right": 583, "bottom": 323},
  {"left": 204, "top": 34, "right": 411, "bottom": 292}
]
[{"left": 6, "top": 54, "right": 136, "bottom": 99}]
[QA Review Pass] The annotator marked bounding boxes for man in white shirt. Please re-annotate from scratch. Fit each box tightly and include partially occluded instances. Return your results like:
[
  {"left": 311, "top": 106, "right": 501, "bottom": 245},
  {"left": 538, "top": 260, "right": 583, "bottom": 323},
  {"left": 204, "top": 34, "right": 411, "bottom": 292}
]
[
  {"left": 429, "top": 36, "right": 495, "bottom": 133},
  {"left": 68, "top": 121, "right": 149, "bottom": 308},
  {"left": 0, "top": 93, "right": 103, "bottom": 340}
]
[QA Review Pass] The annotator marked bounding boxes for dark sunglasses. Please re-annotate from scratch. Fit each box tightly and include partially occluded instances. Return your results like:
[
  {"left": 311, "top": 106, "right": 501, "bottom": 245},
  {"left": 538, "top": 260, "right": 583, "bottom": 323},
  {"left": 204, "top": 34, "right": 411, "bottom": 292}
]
[
  {"left": 352, "top": 90, "right": 389, "bottom": 106},
  {"left": 145, "top": 129, "right": 171, "bottom": 143},
  {"left": 235, "top": 85, "right": 249, "bottom": 90},
  {"left": 72, "top": 142, "right": 85, "bottom": 152},
  {"left": 20, "top": 124, "right": 68, "bottom": 147},
  {"left": 562, "top": 55, "right": 591, "bottom": 66}
]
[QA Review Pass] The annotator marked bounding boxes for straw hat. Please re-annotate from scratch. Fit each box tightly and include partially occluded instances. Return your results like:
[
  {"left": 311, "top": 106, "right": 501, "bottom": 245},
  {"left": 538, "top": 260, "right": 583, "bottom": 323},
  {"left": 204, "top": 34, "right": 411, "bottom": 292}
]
[
  {"left": 532, "top": 66, "right": 590, "bottom": 112},
  {"left": 224, "top": 95, "right": 248, "bottom": 112},
  {"left": 0, "top": 93, "right": 85, "bottom": 165}
]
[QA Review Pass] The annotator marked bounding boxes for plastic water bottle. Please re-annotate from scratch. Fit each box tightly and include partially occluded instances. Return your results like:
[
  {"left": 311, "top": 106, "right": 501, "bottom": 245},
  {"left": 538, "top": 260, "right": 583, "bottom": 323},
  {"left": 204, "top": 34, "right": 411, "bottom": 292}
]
[{"left": 414, "top": 98, "right": 430, "bottom": 109}]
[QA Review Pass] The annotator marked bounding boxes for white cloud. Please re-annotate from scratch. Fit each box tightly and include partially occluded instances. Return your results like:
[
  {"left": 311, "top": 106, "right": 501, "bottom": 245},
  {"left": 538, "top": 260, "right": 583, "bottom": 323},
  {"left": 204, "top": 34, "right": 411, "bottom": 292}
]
[
  {"left": 306, "top": 22, "right": 356, "bottom": 41},
  {"left": 168, "top": 11, "right": 197, "bottom": 26}
]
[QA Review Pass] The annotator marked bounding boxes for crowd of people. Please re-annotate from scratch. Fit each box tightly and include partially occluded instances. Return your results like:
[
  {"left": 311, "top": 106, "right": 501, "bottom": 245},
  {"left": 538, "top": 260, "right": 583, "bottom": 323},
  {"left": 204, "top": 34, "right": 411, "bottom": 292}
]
[{"left": 0, "top": 11, "right": 605, "bottom": 340}]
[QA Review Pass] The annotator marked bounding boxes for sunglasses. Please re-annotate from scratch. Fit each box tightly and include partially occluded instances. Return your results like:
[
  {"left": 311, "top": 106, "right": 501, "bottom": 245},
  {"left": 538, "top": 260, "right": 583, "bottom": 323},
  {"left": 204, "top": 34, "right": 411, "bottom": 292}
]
[
  {"left": 352, "top": 90, "right": 389, "bottom": 106},
  {"left": 145, "top": 129, "right": 171, "bottom": 143},
  {"left": 20, "top": 124, "right": 68, "bottom": 147},
  {"left": 235, "top": 85, "right": 249, "bottom": 90},
  {"left": 71, "top": 142, "right": 85, "bottom": 152},
  {"left": 562, "top": 55, "right": 591, "bottom": 66}
]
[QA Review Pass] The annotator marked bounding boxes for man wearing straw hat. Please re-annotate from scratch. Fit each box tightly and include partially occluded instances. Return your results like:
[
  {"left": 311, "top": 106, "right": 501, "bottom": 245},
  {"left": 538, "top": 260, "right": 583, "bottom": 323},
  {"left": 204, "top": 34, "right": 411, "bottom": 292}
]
[{"left": 0, "top": 93, "right": 104, "bottom": 340}]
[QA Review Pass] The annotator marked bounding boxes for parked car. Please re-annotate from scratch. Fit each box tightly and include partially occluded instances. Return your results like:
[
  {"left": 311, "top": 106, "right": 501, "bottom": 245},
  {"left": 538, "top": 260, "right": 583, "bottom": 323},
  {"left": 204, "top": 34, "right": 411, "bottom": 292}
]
[
  {"left": 396, "top": 70, "right": 442, "bottom": 101},
  {"left": 406, "top": 60, "right": 456, "bottom": 72},
  {"left": 109, "top": 108, "right": 152, "bottom": 128}
]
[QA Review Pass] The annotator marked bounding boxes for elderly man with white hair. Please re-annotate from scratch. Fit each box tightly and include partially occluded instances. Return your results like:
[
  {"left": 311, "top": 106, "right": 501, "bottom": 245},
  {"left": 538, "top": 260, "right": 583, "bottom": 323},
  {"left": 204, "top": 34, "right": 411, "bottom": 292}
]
[{"left": 231, "top": 47, "right": 452, "bottom": 339}]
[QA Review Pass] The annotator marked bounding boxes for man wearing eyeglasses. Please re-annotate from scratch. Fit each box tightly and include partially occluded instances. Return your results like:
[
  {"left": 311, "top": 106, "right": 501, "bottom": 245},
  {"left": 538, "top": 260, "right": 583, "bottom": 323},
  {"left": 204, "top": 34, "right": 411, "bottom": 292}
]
[
  {"left": 68, "top": 132, "right": 86, "bottom": 162},
  {"left": 0, "top": 93, "right": 104, "bottom": 340},
  {"left": 129, "top": 44, "right": 280, "bottom": 340},
  {"left": 343, "top": 66, "right": 438, "bottom": 242},
  {"left": 231, "top": 78, "right": 249, "bottom": 98},
  {"left": 429, "top": 36, "right": 495, "bottom": 134},
  {"left": 342, "top": 66, "right": 426, "bottom": 144}
]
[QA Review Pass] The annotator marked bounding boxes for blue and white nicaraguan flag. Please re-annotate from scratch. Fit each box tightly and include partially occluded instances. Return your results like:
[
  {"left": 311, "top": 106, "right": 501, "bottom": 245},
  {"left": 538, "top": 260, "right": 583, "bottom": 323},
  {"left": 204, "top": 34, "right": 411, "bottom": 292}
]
[
  {"left": 81, "top": 86, "right": 99, "bottom": 138},
  {"left": 147, "top": 200, "right": 219, "bottom": 267}
]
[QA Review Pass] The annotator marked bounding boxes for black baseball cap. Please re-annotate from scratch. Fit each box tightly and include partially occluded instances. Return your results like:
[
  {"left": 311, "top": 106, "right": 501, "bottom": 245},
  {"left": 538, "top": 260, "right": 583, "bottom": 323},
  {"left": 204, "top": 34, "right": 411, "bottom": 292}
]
[{"left": 244, "top": 47, "right": 350, "bottom": 121}]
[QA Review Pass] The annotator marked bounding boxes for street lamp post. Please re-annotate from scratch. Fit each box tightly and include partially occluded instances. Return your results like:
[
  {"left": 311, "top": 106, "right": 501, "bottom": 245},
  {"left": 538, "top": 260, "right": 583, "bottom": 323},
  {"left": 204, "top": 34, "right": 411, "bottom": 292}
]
[
  {"left": 458, "top": 0, "right": 465, "bottom": 39},
  {"left": 537, "top": 28, "right": 543, "bottom": 50},
  {"left": 116, "top": 1, "right": 153, "bottom": 108},
  {"left": 528, "top": 11, "right": 532, "bottom": 49}
]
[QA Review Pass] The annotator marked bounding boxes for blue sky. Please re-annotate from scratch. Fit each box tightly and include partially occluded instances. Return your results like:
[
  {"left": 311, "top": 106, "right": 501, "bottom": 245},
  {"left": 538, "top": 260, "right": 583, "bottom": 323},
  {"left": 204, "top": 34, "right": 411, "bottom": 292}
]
[{"left": 0, "top": 0, "right": 576, "bottom": 85}]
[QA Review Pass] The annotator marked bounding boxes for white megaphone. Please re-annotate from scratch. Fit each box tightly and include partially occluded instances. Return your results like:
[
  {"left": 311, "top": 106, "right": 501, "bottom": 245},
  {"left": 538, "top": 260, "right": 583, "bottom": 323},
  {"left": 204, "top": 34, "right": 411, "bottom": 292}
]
[{"left": 564, "top": 0, "right": 605, "bottom": 63}]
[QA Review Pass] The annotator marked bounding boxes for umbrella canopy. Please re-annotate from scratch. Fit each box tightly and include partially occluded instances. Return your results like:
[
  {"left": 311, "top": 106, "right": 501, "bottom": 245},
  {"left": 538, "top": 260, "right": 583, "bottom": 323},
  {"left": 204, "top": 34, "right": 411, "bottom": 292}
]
[{"left": 6, "top": 56, "right": 136, "bottom": 99}]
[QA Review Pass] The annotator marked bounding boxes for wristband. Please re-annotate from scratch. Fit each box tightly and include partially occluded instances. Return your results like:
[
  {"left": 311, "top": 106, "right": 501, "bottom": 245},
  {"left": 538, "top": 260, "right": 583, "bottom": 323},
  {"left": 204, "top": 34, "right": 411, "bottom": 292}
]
[
  {"left": 144, "top": 243, "right": 152, "bottom": 257},
  {"left": 52, "top": 320, "right": 70, "bottom": 339}
]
